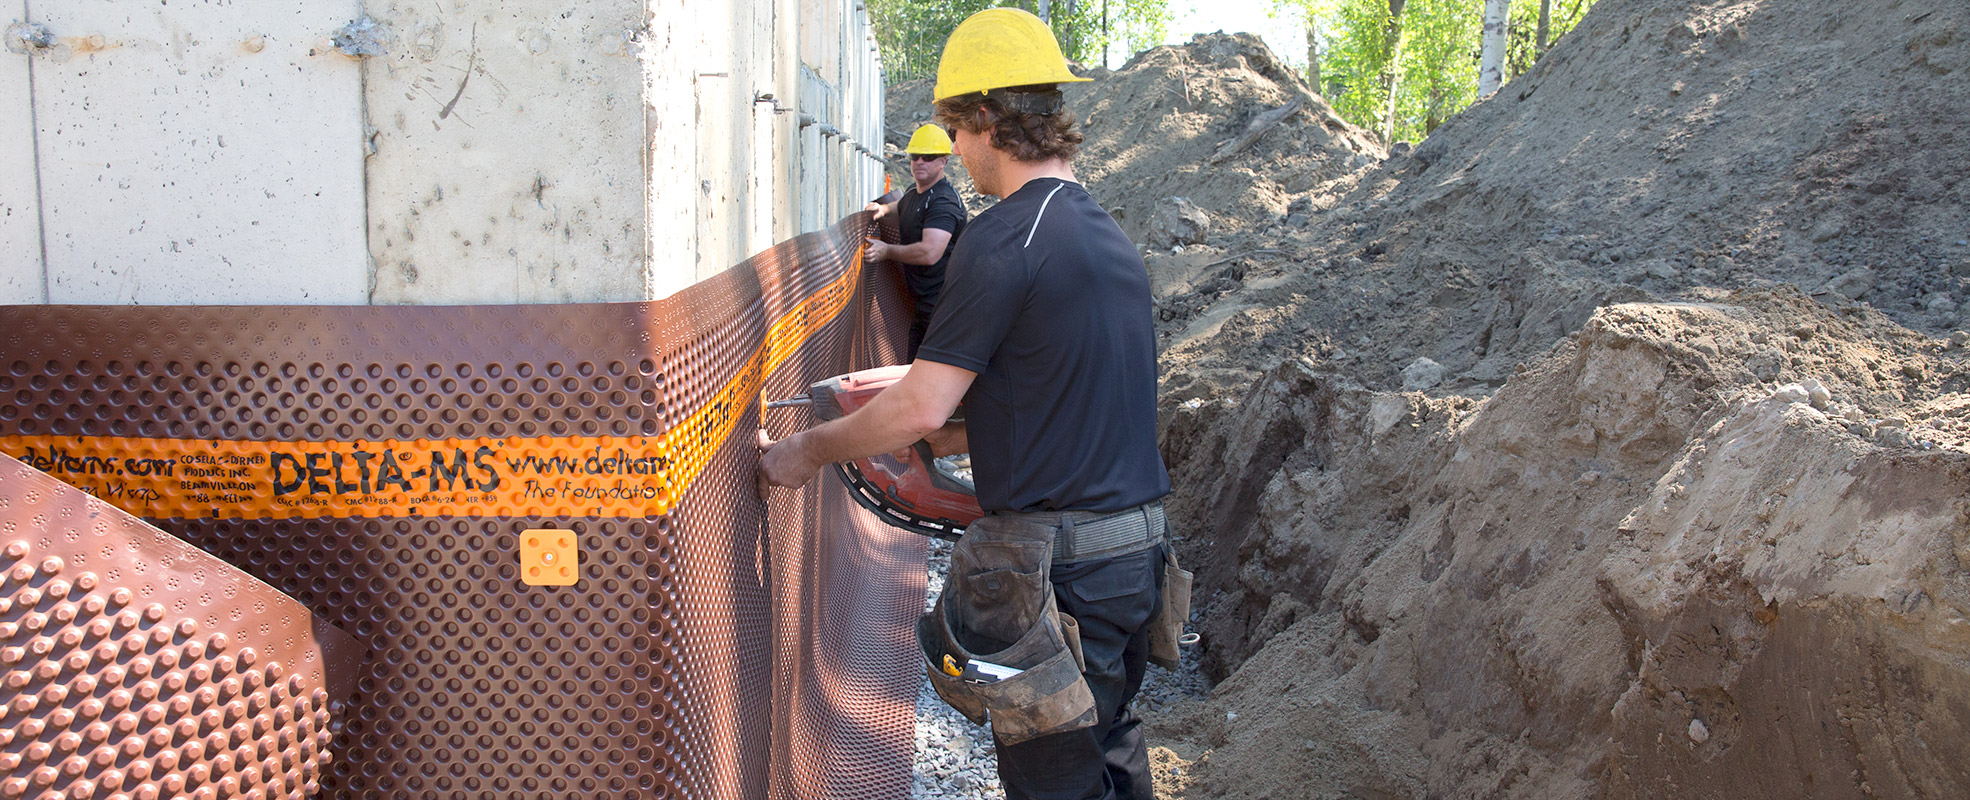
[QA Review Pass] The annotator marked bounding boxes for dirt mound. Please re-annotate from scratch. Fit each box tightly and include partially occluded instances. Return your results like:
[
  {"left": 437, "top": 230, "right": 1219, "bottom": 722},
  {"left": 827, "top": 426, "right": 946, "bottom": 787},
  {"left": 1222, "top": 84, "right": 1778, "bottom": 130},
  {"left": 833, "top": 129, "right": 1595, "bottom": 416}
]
[
  {"left": 1066, "top": 35, "right": 1383, "bottom": 247},
  {"left": 1153, "top": 291, "right": 1970, "bottom": 798},
  {"left": 1150, "top": 0, "right": 1968, "bottom": 397},
  {"left": 1134, "top": 0, "right": 1970, "bottom": 796},
  {"left": 884, "top": 34, "right": 1384, "bottom": 245}
]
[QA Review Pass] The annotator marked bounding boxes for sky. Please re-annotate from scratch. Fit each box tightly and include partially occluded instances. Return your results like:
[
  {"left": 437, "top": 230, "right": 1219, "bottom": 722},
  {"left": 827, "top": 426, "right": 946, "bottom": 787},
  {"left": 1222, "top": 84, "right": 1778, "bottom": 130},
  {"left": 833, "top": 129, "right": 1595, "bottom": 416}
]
[{"left": 1154, "top": 0, "right": 1310, "bottom": 69}]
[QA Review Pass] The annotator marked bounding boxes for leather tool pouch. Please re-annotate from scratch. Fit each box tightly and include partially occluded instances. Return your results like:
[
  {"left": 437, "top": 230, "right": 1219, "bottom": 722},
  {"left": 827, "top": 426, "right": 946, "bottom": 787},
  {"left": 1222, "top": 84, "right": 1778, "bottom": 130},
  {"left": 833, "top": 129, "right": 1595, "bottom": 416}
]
[
  {"left": 918, "top": 514, "right": 1097, "bottom": 745},
  {"left": 1148, "top": 546, "right": 1194, "bottom": 671}
]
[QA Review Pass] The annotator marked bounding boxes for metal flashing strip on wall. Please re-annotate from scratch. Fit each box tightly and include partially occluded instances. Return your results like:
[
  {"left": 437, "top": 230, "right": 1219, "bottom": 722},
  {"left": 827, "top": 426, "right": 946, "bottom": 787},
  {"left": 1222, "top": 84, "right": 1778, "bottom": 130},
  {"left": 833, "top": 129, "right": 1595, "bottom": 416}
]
[{"left": 0, "top": 212, "right": 928, "bottom": 799}]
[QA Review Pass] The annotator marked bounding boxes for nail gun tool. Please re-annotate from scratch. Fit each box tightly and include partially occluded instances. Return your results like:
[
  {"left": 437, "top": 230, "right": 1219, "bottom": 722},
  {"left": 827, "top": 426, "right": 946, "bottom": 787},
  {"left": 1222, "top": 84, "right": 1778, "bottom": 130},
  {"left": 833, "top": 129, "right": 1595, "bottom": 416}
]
[{"left": 766, "top": 365, "right": 984, "bottom": 540}]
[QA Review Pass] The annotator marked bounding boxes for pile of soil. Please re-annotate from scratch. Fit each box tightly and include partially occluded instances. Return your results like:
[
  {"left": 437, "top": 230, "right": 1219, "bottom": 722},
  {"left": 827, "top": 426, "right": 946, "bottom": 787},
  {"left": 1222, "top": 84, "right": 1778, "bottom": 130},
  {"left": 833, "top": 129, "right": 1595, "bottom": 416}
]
[
  {"left": 1153, "top": 290, "right": 1970, "bottom": 798},
  {"left": 884, "top": 33, "right": 1383, "bottom": 247},
  {"left": 1126, "top": 0, "right": 1970, "bottom": 797},
  {"left": 1146, "top": 0, "right": 1970, "bottom": 397}
]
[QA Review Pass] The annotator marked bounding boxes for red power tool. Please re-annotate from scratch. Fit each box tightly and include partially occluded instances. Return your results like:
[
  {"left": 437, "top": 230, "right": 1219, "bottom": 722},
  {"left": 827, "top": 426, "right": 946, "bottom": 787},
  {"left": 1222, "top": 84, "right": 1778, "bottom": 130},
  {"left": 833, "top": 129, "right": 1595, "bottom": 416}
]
[{"left": 766, "top": 366, "right": 983, "bottom": 540}]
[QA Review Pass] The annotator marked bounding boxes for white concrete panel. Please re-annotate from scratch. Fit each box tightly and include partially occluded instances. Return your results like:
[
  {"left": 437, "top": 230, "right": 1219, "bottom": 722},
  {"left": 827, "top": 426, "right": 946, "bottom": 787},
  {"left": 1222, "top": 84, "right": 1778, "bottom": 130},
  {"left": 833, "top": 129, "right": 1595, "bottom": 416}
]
[
  {"left": 743, "top": 2, "right": 776, "bottom": 260},
  {"left": 694, "top": 71, "right": 736, "bottom": 283},
  {"left": 645, "top": 0, "right": 701, "bottom": 301},
  {"left": 692, "top": 0, "right": 736, "bottom": 284},
  {"left": 1, "top": 1, "right": 46, "bottom": 304},
  {"left": 693, "top": 1, "right": 779, "bottom": 283},
  {"left": 770, "top": 0, "right": 800, "bottom": 245},
  {"left": 365, "top": 0, "right": 648, "bottom": 305},
  {"left": 34, "top": 0, "right": 369, "bottom": 305}
]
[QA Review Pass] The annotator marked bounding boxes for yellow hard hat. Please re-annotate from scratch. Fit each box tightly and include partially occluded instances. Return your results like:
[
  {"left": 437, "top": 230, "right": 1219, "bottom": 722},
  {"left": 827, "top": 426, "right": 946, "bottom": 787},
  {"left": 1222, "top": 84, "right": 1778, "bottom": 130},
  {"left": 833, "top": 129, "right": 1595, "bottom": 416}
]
[
  {"left": 932, "top": 8, "right": 1090, "bottom": 102},
  {"left": 905, "top": 124, "right": 953, "bottom": 156}
]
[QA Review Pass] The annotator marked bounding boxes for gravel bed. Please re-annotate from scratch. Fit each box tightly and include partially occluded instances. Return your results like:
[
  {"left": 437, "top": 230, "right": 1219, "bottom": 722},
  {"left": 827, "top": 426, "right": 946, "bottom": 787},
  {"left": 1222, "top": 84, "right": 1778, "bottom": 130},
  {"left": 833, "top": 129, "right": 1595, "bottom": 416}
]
[{"left": 910, "top": 537, "right": 1210, "bottom": 799}]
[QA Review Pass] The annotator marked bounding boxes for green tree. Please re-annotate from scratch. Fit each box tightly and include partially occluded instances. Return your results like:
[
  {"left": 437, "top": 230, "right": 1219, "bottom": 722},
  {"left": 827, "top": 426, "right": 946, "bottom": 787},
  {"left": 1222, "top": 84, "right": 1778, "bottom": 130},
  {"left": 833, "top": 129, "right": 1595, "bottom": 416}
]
[
  {"left": 1278, "top": 0, "right": 1595, "bottom": 143},
  {"left": 1399, "top": 0, "right": 1480, "bottom": 134},
  {"left": 1507, "top": 0, "right": 1592, "bottom": 78},
  {"left": 1299, "top": 0, "right": 1401, "bottom": 136},
  {"left": 868, "top": 0, "right": 1171, "bottom": 83}
]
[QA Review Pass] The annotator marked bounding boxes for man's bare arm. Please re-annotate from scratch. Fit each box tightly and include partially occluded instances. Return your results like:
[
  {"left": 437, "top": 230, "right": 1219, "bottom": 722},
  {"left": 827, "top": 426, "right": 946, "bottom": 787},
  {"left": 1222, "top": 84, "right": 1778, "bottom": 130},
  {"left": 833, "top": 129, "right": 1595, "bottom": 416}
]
[
  {"left": 758, "top": 360, "right": 975, "bottom": 494},
  {"left": 865, "top": 228, "right": 953, "bottom": 266}
]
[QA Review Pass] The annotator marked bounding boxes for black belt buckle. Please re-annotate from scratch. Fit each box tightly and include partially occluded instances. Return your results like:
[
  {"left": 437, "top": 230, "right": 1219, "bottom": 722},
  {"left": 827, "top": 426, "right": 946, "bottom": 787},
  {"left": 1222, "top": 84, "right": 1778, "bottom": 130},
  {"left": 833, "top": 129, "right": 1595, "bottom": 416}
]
[{"left": 1057, "top": 515, "right": 1078, "bottom": 562}]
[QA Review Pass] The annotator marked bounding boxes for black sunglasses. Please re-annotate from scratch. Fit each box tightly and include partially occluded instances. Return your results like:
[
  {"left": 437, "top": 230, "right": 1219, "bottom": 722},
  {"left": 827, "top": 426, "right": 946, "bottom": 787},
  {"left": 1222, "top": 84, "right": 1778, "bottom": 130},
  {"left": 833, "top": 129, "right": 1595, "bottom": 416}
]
[{"left": 910, "top": 154, "right": 945, "bottom": 162}]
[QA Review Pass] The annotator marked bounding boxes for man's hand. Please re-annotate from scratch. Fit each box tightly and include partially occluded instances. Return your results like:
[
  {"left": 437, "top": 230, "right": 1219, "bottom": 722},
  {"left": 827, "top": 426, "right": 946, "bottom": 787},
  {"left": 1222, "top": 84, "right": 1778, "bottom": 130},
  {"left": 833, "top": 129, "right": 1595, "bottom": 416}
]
[
  {"left": 923, "top": 420, "right": 968, "bottom": 457},
  {"left": 757, "top": 429, "right": 820, "bottom": 499},
  {"left": 864, "top": 200, "right": 894, "bottom": 221},
  {"left": 756, "top": 361, "right": 977, "bottom": 501},
  {"left": 866, "top": 228, "right": 949, "bottom": 267}
]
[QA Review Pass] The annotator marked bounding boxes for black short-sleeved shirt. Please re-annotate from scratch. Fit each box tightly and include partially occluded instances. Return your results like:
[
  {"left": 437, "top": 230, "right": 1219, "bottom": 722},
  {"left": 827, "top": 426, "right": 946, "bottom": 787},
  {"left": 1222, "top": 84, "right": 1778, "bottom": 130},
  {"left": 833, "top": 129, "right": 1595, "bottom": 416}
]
[
  {"left": 917, "top": 177, "right": 1171, "bottom": 514},
  {"left": 896, "top": 178, "right": 967, "bottom": 311}
]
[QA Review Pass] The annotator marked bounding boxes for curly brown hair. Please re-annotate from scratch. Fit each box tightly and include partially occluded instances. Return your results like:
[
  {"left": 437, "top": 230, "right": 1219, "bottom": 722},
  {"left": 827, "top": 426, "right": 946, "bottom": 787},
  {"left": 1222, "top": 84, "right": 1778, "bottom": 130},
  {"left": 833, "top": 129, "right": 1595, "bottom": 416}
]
[{"left": 934, "top": 87, "right": 1083, "bottom": 163}]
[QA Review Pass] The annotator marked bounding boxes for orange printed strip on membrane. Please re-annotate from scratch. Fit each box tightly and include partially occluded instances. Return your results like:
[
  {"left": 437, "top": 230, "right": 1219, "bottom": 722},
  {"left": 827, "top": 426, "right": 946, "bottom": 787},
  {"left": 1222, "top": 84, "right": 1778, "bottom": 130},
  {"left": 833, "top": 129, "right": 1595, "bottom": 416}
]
[{"left": 0, "top": 245, "right": 866, "bottom": 521}]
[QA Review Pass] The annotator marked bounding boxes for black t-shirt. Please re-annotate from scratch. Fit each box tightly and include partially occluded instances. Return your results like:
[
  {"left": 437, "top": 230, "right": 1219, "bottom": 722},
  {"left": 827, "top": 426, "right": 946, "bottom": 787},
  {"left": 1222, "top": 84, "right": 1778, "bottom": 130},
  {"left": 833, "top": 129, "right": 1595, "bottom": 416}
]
[
  {"left": 917, "top": 177, "right": 1171, "bottom": 514},
  {"left": 896, "top": 179, "right": 967, "bottom": 311}
]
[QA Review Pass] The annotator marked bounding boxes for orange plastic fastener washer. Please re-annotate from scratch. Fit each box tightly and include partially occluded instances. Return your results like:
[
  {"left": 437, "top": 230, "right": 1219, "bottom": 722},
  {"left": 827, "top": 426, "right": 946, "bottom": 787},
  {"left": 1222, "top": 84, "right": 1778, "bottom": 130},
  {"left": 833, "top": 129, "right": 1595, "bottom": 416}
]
[{"left": 519, "top": 529, "right": 579, "bottom": 587}]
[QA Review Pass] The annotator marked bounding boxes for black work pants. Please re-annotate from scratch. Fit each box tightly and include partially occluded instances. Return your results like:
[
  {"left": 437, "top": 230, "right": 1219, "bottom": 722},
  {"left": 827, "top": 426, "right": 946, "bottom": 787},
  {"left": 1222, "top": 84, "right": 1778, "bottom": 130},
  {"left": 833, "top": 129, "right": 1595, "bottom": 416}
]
[
  {"left": 906, "top": 298, "right": 934, "bottom": 363},
  {"left": 994, "top": 544, "right": 1163, "bottom": 800}
]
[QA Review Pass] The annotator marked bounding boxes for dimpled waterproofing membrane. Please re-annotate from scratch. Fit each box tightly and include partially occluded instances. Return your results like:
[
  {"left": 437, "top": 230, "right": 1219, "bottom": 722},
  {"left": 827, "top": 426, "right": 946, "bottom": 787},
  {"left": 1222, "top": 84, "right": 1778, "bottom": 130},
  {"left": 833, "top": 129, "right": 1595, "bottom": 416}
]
[
  {"left": 0, "top": 212, "right": 931, "bottom": 799},
  {"left": 0, "top": 454, "right": 362, "bottom": 800}
]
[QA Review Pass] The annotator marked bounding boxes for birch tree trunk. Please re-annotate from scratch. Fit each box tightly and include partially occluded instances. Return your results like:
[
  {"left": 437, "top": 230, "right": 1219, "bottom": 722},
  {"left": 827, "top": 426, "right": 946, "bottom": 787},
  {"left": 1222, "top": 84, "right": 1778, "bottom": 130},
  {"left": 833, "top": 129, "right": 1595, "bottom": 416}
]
[
  {"left": 1537, "top": 0, "right": 1554, "bottom": 52},
  {"left": 1379, "top": 0, "right": 1407, "bottom": 142},
  {"left": 1478, "top": 0, "right": 1509, "bottom": 97},
  {"left": 1307, "top": 20, "right": 1322, "bottom": 94}
]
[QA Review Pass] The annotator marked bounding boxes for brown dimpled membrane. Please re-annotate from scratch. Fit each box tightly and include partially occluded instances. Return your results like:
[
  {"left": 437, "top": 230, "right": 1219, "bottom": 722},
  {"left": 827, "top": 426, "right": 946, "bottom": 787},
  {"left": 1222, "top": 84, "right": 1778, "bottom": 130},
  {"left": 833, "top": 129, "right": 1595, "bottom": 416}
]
[
  {"left": 0, "top": 212, "right": 932, "bottom": 799},
  {"left": 0, "top": 453, "right": 361, "bottom": 800}
]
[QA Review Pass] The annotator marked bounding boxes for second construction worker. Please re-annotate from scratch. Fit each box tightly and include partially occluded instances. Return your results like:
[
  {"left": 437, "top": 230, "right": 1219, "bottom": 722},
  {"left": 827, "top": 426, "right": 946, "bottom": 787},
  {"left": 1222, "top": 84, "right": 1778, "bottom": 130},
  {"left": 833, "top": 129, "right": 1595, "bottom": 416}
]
[
  {"left": 866, "top": 124, "right": 968, "bottom": 360},
  {"left": 762, "top": 8, "right": 1172, "bottom": 800}
]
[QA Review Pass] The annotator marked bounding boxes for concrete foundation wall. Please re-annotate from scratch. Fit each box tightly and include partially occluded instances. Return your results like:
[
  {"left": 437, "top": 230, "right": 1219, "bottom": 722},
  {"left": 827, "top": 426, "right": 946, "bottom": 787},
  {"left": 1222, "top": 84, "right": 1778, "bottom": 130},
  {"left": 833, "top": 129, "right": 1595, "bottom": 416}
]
[
  {"left": 10, "top": 0, "right": 369, "bottom": 305},
  {"left": 2, "top": 0, "right": 884, "bottom": 306},
  {"left": 2, "top": 1, "right": 43, "bottom": 304},
  {"left": 364, "top": 0, "right": 650, "bottom": 304}
]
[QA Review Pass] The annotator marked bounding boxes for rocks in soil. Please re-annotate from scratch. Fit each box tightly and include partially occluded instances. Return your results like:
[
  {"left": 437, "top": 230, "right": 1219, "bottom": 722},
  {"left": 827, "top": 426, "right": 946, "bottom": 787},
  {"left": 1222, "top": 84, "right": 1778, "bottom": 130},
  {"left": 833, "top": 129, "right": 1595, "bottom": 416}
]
[
  {"left": 1822, "top": 267, "right": 1877, "bottom": 300},
  {"left": 1148, "top": 197, "right": 1212, "bottom": 250},
  {"left": 1799, "top": 377, "right": 1832, "bottom": 409},
  {"left": 1770, "top": 382, "right": 1812, "bottom": 405},
  {"left": 1399, "top": 357, "right": 1444, "bottom": 391}
]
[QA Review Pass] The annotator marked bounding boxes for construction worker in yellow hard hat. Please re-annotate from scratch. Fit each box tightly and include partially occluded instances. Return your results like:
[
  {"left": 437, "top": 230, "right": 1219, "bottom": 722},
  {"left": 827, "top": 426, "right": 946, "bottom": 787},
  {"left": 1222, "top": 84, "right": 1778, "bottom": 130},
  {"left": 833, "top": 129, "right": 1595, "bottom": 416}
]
[
  {"left": 865, "top": 124, "right": 969, "bottom": 360},
  {"left": 761, "top": 8, "right": 1172, "bottom": 800}
]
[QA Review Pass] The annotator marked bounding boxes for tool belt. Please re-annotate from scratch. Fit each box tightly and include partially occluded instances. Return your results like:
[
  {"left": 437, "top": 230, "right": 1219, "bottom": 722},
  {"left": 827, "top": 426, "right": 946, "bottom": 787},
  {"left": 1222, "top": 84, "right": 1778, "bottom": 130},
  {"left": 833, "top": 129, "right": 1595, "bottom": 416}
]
[
  {"left": 1004, "top": 500, "right": 1168, "bottom": 564},
  {"left": 1005, "top": 500, "right": 1192, "bottom": 670},
  {"left": 918, "top": 501, "right": 1190, "bottom": 743},
  {"left": 919, "top": 513, "right": 1097, "bottom": 744}
]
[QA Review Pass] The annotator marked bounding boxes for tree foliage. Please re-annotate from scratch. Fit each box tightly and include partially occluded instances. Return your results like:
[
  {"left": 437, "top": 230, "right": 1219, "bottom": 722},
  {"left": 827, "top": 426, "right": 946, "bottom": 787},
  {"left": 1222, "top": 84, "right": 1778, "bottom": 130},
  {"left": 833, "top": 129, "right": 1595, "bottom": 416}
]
[
  {"left": 1278, "top": 0, "right": 1594, "bottom": 143},
  {"left": 868, "top": 0, "right": 1171, "bottom": 83}
]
